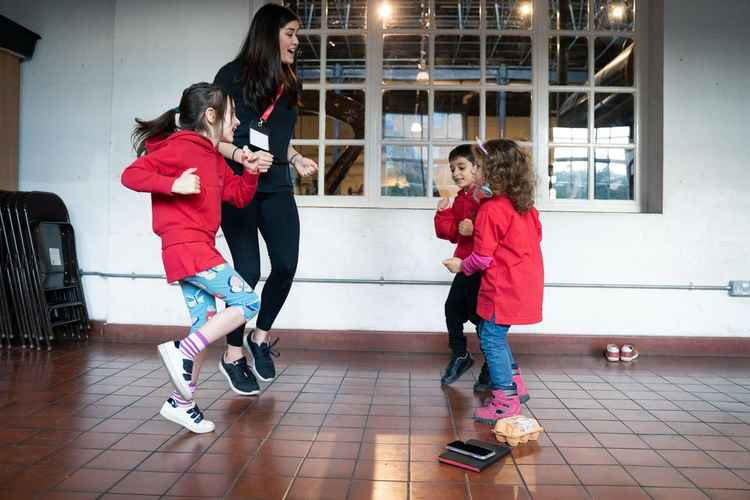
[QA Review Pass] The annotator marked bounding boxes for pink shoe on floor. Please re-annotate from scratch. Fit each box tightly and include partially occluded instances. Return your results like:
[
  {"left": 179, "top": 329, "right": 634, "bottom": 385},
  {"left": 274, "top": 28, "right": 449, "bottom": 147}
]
[
  {"left": 474, "top": 391, "right": 522, "bottom": 424},
  {"left": 513, "top": 371, "right": 530, "bottom": 404}
]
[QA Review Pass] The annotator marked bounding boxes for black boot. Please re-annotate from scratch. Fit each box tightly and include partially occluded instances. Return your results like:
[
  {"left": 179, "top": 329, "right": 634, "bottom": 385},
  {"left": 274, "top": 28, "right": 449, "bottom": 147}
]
[{"left": 441, "top": 353, "right": 474, "bottom": 385}]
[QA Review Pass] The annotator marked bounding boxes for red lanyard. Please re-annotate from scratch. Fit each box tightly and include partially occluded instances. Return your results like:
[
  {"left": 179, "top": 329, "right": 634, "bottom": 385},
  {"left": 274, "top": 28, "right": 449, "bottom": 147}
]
[{"left": 258, "top": 86, "right": 284, "bottom": 126}]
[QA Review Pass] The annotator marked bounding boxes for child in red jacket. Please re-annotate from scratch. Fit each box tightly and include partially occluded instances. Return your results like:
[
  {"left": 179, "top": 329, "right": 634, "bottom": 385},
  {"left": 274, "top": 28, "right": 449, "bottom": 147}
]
[
  {"left": 122, "top": 82, "right": 271, "bottom": 434},
  {"left": 434, "top": 144, "right": 489, "bottom": 389},
  {"left": 443, "top": 139, "right": 543, "bottom": 424}
]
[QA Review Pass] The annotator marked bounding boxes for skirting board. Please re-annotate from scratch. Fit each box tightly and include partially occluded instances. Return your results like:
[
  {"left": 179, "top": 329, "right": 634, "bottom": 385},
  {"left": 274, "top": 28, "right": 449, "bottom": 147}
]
[{"left": 89, "top": 321, "right": 750, "bottom": 357}]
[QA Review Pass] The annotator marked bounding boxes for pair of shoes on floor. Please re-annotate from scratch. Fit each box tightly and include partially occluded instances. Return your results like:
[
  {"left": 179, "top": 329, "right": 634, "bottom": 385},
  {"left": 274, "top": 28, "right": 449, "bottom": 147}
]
[
  {"left": 605, "top": 344, "right": 639, "bottom": 362},
  {"left": 474, "top": 390, "right": 522, "bottom": 424}
]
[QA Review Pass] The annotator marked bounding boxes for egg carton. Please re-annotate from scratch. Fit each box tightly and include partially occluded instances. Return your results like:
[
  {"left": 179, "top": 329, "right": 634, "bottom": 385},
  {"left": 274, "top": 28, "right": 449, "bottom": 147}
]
[{"left": 491, "top": 415, "right": 544, "bottom": 446}]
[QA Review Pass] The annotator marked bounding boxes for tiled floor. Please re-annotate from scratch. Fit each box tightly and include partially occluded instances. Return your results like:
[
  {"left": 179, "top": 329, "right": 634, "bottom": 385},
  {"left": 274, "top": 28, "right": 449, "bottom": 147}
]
[{"left": 0, "top": 343, "right": 749, "bottom": 499}]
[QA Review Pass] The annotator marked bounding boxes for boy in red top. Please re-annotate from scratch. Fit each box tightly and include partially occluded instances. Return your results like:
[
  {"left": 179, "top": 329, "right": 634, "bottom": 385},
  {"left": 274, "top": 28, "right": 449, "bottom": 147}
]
[
  {"left": 444, "top": 139, "right": 543, "bottom": 424},
  {"left": 434, "top": 145, "right": 489, "bottom": 389},
  {"left": 122, "top": 83, "right": 272, "bottom": 434}
]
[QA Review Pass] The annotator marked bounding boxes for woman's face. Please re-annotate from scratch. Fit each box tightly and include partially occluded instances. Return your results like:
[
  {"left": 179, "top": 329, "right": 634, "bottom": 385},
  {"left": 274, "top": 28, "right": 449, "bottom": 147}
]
[{"left": 279, "top": 20, "right": 300, "bottom": 65}]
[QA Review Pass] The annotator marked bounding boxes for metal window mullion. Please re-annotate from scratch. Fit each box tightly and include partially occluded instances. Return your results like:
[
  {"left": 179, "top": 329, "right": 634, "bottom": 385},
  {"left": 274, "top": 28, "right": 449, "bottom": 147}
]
[
  {"left": 535, "top": 0, "right": 549, "bottom": 208},
  {"left": 587, "top": 32, "right": 595, "bottom": 200},
  {"left": 368, "top": 3, "right": 383, "bottom": 203},
  {"left": 319, "top": 30, "right": 327, "bottom": 198}
]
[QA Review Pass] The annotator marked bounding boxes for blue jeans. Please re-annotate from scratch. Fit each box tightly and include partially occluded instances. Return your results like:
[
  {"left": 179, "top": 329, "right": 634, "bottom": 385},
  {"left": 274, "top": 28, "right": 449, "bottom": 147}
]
[
  {"left": 180, "top": 262, "right": 260, "bottom": 334},
  {"left": 480, "top": 317, "right": 515, "bottom": 391}
]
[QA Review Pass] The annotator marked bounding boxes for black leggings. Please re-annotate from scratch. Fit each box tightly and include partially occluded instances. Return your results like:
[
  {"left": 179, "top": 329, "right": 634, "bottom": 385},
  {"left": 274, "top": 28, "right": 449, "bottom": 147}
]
[
  {"left": 221, "top": 190, "right": 300, "bottom": 346},
  {"left": 445, "top": 272, "right": 482, "bottom": 356}
]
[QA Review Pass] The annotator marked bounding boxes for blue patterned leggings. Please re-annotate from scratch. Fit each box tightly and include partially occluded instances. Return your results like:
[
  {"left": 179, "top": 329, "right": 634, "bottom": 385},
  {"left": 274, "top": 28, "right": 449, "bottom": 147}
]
[{"left": 180, "top": 262, "right": 260, "bottom": 333}]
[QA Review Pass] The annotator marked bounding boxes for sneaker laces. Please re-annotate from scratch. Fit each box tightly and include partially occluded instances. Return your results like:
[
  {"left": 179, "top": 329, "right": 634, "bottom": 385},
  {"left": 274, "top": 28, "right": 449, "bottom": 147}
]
[
  {"left": 259, "top": 338, "right": 280, "bottom": 358},
  {"left": 187, "top": 404, "right": 205, "bottom": 423}
]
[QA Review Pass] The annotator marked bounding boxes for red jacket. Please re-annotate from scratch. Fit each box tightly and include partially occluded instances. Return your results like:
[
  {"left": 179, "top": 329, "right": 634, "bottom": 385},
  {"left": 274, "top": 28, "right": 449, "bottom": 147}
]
[
  {"left": 434, "top": 187, "right": 480, "bottom": 259},
  {"left": 473, "top": 196, "right": 544, "bottom": 325},
  {"left": 121, "top": 131, "right": 258, "bottom": 282}
]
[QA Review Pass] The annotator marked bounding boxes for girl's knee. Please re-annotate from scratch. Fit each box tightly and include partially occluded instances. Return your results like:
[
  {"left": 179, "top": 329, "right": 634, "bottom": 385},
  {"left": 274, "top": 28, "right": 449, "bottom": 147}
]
[{"left": 226, "top": 292, "right": 260, "bottom": 321}]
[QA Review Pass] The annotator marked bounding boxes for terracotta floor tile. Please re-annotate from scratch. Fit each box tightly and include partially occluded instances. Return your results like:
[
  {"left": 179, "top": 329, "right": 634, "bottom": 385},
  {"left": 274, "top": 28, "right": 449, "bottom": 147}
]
[
  {"left": 658, "top": 450, "right": 723, "bottom": 468},
  {"left": 571, "top": 465, "right": 637, "bottom": 486},
  {"left": 410, "top": 461, "right": 467, "bottom": 482},
  {"left": 286, "top": 477, "right": 351, "bottom": 500},
  {"left": 678, "top": 468, "right": 750, "bottom": 489},
  {"left": 525, "top": 485, "right": 588, "bottom": 499},
  {"left": 298, "top": 458, "right": 355, "bottom": 479},
  {"left": 55, "top": 468, "right": 129, "bottom": 492},
  {"left": 308, "top": 441, "right": 361, "bottom": 459},
  {"left": 706, "top": 450, "right": 750, "bottom": 468},
  {"left": 410, "top": 482, "right": 469, "bottom": 500},
  {"left": 165, "top": 472, "right": 237, "bottom": 497},
  {"left": 86, "top": 449, "right": 149, "bottom": 470},
  {"left": 609, "top": 448, "right": 671, "bottom": 467},
  {"left": 625, "top": 466, "right": 694, "bottom": 487},
  {"left": 108, "top": 470, "right": 181, "bottom": 495},
  {"left": 643, "top": 487, "right": 710, "bottom": 500},
  {"left": 518, "top": 464, "right": 580, "bottom": 485},
  {"left": 242, "top": 454, "right": 302, "bottom": 477},
  {"left": 348, "top": 480, "right": 408, "bottom": 500},
  {"left": 586, "top": 485, "right": 651, "bottom": 500},
  {"left": 559, "top": 447, "right": 617, "bottom": 465}
]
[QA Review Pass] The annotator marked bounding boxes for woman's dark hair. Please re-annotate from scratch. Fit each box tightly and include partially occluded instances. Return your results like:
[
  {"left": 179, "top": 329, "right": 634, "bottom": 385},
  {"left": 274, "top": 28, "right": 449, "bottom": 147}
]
[
  {"left": 473, "top": 139, "right": 536, "bottom": 213},
  {"left": 131, "top": 82, "right": 228, "bottom": 156},
  {"left": 236, "top": 3, "right": 302, "bottom": 112},
  {"left": 448, "top": 144, "right": 475, "bottom": 165}
]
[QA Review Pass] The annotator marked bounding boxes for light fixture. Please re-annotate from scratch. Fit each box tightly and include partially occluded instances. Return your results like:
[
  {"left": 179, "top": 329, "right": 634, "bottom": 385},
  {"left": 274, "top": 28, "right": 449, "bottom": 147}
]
[
  {"left": 378, "top": 2, "right": 392, "bottom": 20},
  {"left": 410, "top": 122, "right": 423, "bottom": 134},
  {"left": 519, "top": 2, "right": 532, "bottom": 17},
  {"left": 416, "top": 70, "right": 429, "bottom": 81},
  {"left": 610, "top": 4, "right": 625, "bottom": 20}
]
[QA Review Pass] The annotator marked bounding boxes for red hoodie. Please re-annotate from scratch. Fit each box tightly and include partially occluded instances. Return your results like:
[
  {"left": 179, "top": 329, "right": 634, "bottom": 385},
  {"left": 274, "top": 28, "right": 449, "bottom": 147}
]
[
  {"left": 434, "top": 187, "right": 480, "bottom": 259},
  {"left": 121, "top": 130, "right": 258, "bottom": 283}
]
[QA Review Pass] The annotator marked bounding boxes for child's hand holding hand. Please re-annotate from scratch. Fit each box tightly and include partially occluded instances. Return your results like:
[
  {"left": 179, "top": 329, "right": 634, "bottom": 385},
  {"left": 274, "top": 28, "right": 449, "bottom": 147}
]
[
  {"left": 458, "top": 219, "right": 474, "bottom": 236},
  {"left": 437, "top": 198, "right": 452, "bottom": 211},
  {"left": 241, "top": 147, "right": 273, "bottom": 174},
  {"left": 172, "top": 168, "right": 201, "bottom": 194},
  {"left": 442, "top": 257, "right": 462, "bottom": 274}
]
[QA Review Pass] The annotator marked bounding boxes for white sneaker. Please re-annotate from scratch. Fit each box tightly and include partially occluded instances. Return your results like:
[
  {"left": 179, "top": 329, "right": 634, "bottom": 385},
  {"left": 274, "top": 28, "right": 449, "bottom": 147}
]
[
  {"left": 160, "top": 398, "right": 215, "bottom": 434},
  {"left": 605, "top": 344, "right": 620, "bottom": 362},
  {"left": 157, "top": 341, "right": 193, "bottom": 400}
]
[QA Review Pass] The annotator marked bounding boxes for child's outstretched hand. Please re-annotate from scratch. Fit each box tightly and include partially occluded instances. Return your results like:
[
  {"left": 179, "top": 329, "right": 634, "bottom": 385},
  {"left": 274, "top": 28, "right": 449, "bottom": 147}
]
[
  {"left": 458, "top": 218, "right": 474, "bottom": 236},
  {"left": 437, "top": 197, "right": 452, "bottom": 211},
  {"left": 172, "top": 168, "right": 201, "bottom": 194},
  {"left": 442, "top": 257, "right": 462, "bottom": 274}
]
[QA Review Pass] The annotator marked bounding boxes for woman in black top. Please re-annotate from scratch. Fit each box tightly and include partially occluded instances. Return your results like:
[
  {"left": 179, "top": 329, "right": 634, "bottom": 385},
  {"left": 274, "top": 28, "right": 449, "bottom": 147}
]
[{"left": 213, "top": 4, "right": 317, "bottom": 395}]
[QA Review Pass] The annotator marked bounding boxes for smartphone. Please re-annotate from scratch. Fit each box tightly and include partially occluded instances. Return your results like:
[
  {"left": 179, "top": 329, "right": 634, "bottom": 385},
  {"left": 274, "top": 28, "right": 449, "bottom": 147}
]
[{"left": 446, "top": 440, "right": 496, "bottom": 460}]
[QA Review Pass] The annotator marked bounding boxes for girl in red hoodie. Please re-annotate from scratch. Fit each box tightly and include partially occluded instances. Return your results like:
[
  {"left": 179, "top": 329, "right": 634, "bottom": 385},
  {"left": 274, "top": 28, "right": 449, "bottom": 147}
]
[
  {"left": 122, "top": 82, "right": 269, "bottom": 433},
  {"left": 443, "top": 139, "right": 543, "bottom": 424}
]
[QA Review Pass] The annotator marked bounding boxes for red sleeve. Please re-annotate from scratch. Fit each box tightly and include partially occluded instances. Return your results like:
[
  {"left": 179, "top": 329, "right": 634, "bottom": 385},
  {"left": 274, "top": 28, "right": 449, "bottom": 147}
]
[
  {"left": 434, "top": 208, "right": 458, "bottom": 242},
  {"left": 121, "top": 153, "right": 176, "bottom": 195},
  {"left": 532, "top": 208, "right": 543, "bottom": 242},
  {"left": 473, "top": 203, "right": 509, "bottom": 257},
  {"left": 222, "top": 164, "right": 259, "bottom": 208}
]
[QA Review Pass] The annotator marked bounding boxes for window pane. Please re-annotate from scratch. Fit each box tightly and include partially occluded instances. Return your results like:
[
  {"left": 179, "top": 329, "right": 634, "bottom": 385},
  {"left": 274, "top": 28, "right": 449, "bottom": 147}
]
[
  {"left": 381, "top": 145, "right": 428, "bottom": 197},
  {"left": 549, "top": 0, "right": 589, "bottom": 30},
  {"left": 549, "top": 36, "right": 588, "bottom": 85},
  {"left": 487, "top": 91, "right": 531, "bottom": 141},
  {"left": 434, "top": 91, "right": 479, "bottom": 141},
  {"left": 325, "top": 90, "right": 365, "bottom": 139},
  {"left": 284, "top": 0, "right": 322, "bottom": 29},
  {"left": 594, "top": 0, "right": 635, "bottom": 31},
  {"left": 486, "top": 0, "right": 533, "bottom": 30},
  {"left": 549, "top": 147, "right": 588, "bottom": 199},
  {"left": 434, "top": 35, "right": 480, "bottom": 84},
  {"left": 298, "top": 34, "right": 321, "bottom": 82},
  {"left": 325, "top": 145, "right": 364, "bottom": 195},
  {"left": 295, "top": 90, "right": 320, "bottom": 140},
  {"left": 594, "top": 93, "right": 634, "bottom": 144},
  {"left": 432, "top": 146, "right": 460, "bottom": 199},
  {"left": 382, "top": 1, "right": 430, "bottom": 29},
  {"left": 549, "top": 92, "right": 588, "bottom": 143},
  {"left": 291, "top": 145, "right": 319, "bottom": 195},
  {"left": 383, "top": 35, "right": 429, "bottom": 83},
  {"left": 326, "top": 35, "right": 366, "bottom": 83},
  {"left": 435, "top": 0, "right": 479, "bottom": 29},
  {"left": 327, "top": 0, "right": 366, "bottom": 29},
  {"left": 486, "top": 36, "right": 532, "bottom": 84},
  {"left": 382, "top": 90, "right": 428, "bottom": 140},
  {"left": 595, "top": 37, "right": 634, "bottom": 87},
  {"left": 595, "top": 147, "right": 634, "bottom": 200}
]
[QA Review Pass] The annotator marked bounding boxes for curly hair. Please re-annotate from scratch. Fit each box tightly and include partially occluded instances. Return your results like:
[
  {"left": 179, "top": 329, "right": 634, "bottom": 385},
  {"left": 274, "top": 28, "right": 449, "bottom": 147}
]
[{"left": 472, "top": 139, "right": 536, "bottom": 213}]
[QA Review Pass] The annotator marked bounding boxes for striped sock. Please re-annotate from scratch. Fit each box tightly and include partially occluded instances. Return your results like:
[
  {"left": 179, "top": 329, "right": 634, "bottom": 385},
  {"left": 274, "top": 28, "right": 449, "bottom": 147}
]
[
  {"left": 170, "top": 391, "right": 193, "bottom": 408},
  {"left": 512, "top": 363, "right": 520, "bottom": 376},
  {"left": 179, "top": 331, "right": 209, "bottom": 360},
  {"left": 188, "top": 382, "right": 197, "bottom": 396}
]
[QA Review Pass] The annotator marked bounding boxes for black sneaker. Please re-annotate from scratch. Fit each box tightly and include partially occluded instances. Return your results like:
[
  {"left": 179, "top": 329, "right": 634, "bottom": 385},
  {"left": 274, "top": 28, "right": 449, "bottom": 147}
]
[
  {"left": 244, "top": 332, "right": 279, "bottom": 382},
  {"left": 473, "top": 362, "right": 491, "bottom": 392},
  {"left": 219, "top": 355, "right": 260, "bottom": 395},
  {"left": 441, "top": 352, "right": 474, "bottom": 385}
]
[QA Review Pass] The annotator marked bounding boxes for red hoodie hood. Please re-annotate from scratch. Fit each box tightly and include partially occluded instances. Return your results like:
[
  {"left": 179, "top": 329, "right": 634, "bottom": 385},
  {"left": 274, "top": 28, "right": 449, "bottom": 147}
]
[{"left": 145, "top": 130, "right": 216, "bottom": 155}]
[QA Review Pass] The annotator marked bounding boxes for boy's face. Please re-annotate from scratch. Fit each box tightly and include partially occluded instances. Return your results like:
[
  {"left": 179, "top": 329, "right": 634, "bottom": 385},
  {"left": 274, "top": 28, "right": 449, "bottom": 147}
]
[{"left": 449, "top": 156, "right": 478, "bottom": 189}]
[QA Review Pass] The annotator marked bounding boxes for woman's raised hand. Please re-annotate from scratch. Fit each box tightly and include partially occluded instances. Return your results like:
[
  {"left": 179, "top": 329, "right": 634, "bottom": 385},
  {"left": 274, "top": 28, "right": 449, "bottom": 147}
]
[
  {"left": 292, "top": 155, "right": 319, "bottom": 177},
  {"left": 171, "top": 168, "right": 201, "bottom": 194}
]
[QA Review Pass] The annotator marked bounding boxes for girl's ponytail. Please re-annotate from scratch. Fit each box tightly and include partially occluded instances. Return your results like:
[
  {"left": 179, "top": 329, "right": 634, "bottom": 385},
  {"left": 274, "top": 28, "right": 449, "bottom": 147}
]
[{"left": 131, "top": 108, "right": 179, "bottom": 157}]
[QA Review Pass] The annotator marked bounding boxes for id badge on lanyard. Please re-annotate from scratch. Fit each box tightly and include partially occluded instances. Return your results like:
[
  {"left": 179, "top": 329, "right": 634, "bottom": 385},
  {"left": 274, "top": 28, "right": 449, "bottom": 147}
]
[{"left": 249, "top": 86, "right": 283, "bottom": 152}]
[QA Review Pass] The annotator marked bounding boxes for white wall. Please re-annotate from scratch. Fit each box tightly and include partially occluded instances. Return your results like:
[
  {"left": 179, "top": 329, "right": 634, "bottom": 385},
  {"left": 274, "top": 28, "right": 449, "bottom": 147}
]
[{"left": 4, "top": 0, "right": 749, "bottom": 337}]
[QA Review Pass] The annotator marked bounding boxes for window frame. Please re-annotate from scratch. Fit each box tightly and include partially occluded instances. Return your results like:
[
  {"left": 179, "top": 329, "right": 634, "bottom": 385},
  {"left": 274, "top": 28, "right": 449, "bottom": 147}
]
[{"left": 282, "top": 0, "right": 648, "bottom": 212}]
